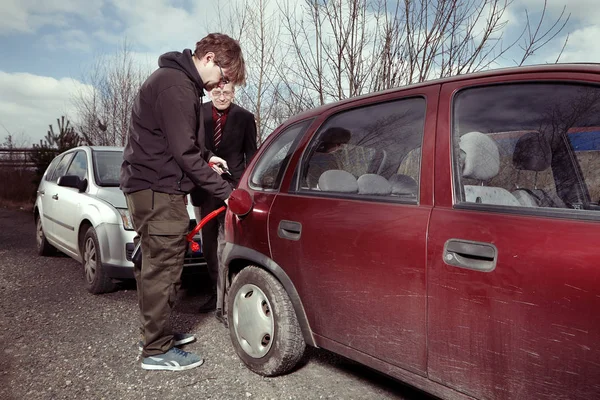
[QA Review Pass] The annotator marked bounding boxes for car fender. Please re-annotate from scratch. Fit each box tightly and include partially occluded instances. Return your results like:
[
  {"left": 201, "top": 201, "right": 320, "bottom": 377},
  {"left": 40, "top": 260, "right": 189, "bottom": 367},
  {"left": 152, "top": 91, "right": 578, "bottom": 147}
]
[
  {"left": 222, "top": 242, "right": 317, "bottom": 347},
  {"left": 76, "top": 196, "right": 124, "bottom": 261}
]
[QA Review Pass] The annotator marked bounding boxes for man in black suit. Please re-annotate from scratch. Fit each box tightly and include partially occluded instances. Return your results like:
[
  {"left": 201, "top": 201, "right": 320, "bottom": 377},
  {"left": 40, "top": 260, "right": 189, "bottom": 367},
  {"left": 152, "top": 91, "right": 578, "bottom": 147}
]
[{"left": 191, "top": 82, "right": 257, "bottom": 324}]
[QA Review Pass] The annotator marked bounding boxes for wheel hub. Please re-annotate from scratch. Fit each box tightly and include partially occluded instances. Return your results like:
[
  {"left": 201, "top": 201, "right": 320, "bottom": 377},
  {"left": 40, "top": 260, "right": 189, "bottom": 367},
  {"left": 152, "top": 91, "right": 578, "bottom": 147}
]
[
  {"left": 232, "top": 283, "right": 275, "bottom": 358},
  {"left": 84, "top": 237, "right": 97, "bottom": 284}
]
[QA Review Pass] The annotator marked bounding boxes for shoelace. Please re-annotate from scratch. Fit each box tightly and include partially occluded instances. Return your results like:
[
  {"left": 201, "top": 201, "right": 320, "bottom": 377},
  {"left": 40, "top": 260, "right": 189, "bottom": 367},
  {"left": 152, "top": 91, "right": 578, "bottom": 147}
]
[{"left": 171, "top": 347, "right": 189, "bottom": 358}]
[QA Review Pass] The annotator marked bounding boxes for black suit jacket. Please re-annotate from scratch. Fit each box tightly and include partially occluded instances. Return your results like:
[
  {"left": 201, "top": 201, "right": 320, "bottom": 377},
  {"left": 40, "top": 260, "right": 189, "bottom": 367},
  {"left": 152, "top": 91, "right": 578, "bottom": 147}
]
[{"left": 191, "top": 102, "right": 257, "bottom": 206}]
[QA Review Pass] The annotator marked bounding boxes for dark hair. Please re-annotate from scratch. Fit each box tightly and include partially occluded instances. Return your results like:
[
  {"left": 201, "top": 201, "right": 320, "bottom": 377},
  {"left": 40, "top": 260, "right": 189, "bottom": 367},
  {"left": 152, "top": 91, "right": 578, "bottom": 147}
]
[
  {"left": 195, "top": 33, "right": 246, "bottom": 85},
  {"left": 321, "top": 127, "right": 351, "bottom": 145},
  {"left": 316, "top": 127, "right": 351, "bottom": 152}
]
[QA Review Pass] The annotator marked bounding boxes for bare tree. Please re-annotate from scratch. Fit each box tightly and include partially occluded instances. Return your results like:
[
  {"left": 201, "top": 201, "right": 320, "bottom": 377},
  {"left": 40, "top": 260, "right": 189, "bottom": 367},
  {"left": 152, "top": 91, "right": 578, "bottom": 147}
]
[
  {"left": 73, "top": 41, "right": 149, "bottom": 146},
  {"left": 212, "top": 0, "right": 296, "bottom": 143},
  {"left": 278, "top": 0, "right": 569, "bottom": 106}
]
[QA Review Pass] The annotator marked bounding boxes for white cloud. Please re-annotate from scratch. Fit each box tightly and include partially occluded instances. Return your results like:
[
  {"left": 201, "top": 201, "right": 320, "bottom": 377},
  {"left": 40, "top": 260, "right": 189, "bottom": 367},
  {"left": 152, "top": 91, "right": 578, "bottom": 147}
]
[
  {"left": 41, "top": 29, "right": 92, "bottom": 53},
  {"left": 0, "top": 0, "right": 105, "bottom": 35},
  {"left": 0, "top": 71, "right": 93, "bottom": 145},
  {"left": 107, "top": 0, "right": 232, "bottom": 52},
  {"left": 554, "top": 25, "right": 600, "bottom": 63}
]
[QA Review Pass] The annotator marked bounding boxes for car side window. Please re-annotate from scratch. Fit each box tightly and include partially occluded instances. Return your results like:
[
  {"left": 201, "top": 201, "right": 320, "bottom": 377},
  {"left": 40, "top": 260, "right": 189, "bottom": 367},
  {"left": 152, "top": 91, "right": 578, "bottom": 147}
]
[
  {"left": 298, "top": 97, "right": 426, "bottom": 202},
  {"left": 65, "top": 151, "right": 88, "bottom": 180},
  {"left": 453, "top": 82, "right": 600, "bottom": 215},
  {"left": 250, "top": 120, "right": 312, "bottom": 191},
  {"left": 48, "top": 153, "right": 75, "bottom": 183},
  {"left": 44, "top": 156, "right": 63, "bottom": 182}
]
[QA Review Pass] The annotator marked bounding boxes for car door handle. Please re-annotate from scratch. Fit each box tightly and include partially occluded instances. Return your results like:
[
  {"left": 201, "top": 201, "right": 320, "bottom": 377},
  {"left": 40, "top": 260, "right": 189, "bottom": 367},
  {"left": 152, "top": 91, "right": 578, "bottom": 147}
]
[
  {"left": 278, "top": 220, "right": 302, "bottom": 241},
  {"left": 52, "top": 194, "right": 59, "bottom": 200},
  {"left": 443, "top": 239, "right": 497, "bottom": 272},
  {"left": 39, "top": 190, "right": 45, "bottom": 195}
]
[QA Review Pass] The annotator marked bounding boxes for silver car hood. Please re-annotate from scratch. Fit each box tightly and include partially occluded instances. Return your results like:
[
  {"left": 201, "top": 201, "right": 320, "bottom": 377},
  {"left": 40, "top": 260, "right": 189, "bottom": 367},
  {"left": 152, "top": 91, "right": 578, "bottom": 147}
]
[
  {"left": 95, "top": 187, "right": 127, "bottom": 209},
  {"left": 94, "top": 188, "right": 195, "bottom": 219}
]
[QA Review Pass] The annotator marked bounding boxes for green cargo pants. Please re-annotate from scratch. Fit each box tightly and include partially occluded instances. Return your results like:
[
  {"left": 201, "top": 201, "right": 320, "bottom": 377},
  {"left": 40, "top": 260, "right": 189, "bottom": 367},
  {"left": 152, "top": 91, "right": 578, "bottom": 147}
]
[{"left": 125, "top": 189, "right": 189, "bottom": 357}]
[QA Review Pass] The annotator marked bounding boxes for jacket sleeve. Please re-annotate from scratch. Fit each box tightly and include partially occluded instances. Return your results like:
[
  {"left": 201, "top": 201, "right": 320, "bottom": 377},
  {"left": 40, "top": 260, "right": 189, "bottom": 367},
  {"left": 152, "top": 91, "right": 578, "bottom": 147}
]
[
  {"left": 153, "top": 85, "right": 232, "bottom": 200},
  {"left": 244, "top": 114, "right": 258, "bottom": 168}
]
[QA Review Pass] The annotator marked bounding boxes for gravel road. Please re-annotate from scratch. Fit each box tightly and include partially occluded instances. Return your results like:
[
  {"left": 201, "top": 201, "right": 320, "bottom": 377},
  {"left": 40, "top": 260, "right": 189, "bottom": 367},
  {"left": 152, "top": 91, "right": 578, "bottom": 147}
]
[{"left": 0, "top": 207, "right": 435, "bottom": 400}]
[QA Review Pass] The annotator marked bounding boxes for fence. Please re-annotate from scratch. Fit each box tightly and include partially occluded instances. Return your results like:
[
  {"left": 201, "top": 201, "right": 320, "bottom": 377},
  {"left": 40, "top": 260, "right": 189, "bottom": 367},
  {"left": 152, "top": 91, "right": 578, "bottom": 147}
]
[{"left": 0, "top": 148, "right": 36, "bottom": 169}]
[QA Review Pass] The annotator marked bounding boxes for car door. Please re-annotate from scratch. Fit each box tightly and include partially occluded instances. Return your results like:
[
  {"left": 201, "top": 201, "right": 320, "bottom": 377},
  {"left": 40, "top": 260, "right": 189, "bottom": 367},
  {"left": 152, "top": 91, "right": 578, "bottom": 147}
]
[
  {"left": 267, "top": 86, "right": 439, "bottom": 375},
  {"left": 37, "top": 155, "right": 64, "bottom": 242},
  {"left": 427, "top": 75, "right": 600, "bottom": 399},
  {"left": 43, "top": 152, "right": 75, "bottom": 246},
  {"left": 52, "top": 150, "right": 88, "bottom": 253},
  {"left": 234, "top": 120, "right": 313, "bottom": 258}
]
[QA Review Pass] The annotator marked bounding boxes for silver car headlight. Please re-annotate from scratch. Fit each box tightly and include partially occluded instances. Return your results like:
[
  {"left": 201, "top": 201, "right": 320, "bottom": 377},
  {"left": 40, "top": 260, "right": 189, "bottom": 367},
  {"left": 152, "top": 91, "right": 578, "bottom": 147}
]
[{"left": 117, "top": 208, "right": 135, "bottom": 231}]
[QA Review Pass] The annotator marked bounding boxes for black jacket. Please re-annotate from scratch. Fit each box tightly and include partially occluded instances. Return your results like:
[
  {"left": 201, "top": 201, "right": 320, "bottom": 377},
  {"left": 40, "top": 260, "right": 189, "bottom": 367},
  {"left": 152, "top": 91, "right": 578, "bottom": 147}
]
[
  {"left": 190, "top": 102, "right": 257, "bottom": 206},
  {"left": 120, "top": 49, "right": 232, "bottom": 201}
]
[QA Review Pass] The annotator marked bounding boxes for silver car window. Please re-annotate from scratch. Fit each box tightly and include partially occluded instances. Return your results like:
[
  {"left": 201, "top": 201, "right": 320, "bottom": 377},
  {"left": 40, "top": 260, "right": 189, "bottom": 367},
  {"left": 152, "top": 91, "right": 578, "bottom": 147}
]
[
  {"left": 48, "top": 153, "right": 75, "bottom": 183},
  {"left": 65, "top": 151, "right": 88, "bottom": 180}
]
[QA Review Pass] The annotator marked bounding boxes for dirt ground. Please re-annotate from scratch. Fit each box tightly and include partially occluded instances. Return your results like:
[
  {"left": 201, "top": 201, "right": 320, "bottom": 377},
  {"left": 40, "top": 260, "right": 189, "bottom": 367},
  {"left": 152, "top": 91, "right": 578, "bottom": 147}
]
[{"left": 0, "top": 207, "right": 434, "bottom": 400}]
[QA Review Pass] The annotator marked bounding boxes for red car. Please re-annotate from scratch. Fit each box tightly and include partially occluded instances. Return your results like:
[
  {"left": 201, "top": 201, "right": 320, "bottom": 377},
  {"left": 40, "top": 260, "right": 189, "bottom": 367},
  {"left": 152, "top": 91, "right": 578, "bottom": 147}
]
[{"left": 223, "top": 64, "right": 600, "bottom": 400}]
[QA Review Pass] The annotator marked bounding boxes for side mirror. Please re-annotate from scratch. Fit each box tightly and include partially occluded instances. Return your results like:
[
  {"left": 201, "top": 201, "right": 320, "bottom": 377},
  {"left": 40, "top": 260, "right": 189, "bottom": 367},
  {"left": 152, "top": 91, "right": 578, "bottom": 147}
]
[
  {"left": 57, "top": 175, "right": 87, "bottom": 192},
  {"left": 228, "top": 189, "right": 253, "bottom": 217}
]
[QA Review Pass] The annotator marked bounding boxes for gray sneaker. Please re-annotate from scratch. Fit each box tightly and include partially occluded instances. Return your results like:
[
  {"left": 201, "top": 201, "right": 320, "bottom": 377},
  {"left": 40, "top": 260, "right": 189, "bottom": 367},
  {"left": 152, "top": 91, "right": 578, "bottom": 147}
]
[
  {"left": 141, "top": 347, "right": 204, "bottom": 371},
  {"left": 138, "top": 333, "right": 195, "bottom": 351}
]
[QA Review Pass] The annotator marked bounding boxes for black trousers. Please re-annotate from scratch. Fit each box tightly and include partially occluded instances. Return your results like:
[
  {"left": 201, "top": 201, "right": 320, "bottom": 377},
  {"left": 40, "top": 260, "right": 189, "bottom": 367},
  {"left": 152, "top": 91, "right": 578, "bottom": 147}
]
[{"left": 194, "top": 195, "right": 226, "bottom": 310}]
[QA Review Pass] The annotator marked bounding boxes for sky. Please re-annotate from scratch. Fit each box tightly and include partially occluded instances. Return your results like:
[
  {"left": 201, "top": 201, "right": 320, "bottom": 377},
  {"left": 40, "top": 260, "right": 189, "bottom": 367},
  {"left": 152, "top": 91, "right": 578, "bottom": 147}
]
[{"left": 1, "top": 0, "right": 599, "bottom": 146}]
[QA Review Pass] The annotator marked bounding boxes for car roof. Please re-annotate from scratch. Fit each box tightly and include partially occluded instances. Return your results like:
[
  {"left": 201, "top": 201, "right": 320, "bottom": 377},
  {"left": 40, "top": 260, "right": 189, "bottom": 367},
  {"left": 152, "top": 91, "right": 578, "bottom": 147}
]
[
  {"left": 283, "top": 63, "right": 600, "bottom": 125},
  {"left": 89, "top": 146, "right": 124, "bottom": 152}
]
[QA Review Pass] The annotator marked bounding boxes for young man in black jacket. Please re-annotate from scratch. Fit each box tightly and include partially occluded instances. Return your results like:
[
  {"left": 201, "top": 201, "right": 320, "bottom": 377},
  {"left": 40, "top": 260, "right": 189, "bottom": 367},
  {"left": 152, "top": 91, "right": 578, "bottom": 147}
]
[
  {"left": 120, "top": 33, "right": 246, "bottom": 371},
  {"left": 191, "top": 82, "right": 257, "bottom": 324}
]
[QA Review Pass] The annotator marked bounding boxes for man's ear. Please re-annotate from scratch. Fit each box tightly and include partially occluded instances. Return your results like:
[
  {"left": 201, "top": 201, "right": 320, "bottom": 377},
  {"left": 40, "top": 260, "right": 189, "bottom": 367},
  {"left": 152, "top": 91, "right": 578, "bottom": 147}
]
[{"left": 200, "top": 51, "right": 215, "bottom": 66}]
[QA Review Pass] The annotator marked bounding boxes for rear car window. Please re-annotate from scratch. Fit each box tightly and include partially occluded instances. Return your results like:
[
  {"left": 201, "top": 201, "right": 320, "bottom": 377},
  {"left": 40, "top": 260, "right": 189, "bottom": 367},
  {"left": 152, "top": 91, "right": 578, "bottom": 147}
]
[{"left": 452, "top": 82, "right": 600, "bottom": 217}]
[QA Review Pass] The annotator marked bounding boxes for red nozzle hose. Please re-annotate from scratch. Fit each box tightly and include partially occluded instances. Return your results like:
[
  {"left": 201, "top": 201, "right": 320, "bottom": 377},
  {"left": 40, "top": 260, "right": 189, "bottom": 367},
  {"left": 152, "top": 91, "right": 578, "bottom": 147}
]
[{"left": 186, "top": 206, "right": 227, "bottom": 252}]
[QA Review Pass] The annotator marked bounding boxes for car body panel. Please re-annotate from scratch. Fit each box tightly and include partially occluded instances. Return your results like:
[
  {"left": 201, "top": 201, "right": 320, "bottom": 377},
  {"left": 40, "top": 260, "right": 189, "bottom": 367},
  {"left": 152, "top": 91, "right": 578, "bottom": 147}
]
[
  {"left": 425, "top": 72, "right": 600, "bottom": 400},
  {"left": 225, "top": 64, "right": 600, "bottom": 399},
  {"left": 264, "top": 85, "right": 440, "bottom": 374}
]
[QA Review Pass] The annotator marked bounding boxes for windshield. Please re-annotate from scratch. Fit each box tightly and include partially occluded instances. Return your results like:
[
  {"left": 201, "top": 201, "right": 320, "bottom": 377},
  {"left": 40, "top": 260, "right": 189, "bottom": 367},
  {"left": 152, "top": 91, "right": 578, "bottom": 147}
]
[{"left": 93, "top": 150, "right": 123, "bottom": 187}]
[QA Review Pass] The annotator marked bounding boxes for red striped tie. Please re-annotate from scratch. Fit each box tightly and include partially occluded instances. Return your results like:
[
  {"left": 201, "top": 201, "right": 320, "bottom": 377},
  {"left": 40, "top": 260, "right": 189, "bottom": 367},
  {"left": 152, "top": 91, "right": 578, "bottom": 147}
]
[{"left": 214, "top": 112, "right": 223, "bottom": 150}]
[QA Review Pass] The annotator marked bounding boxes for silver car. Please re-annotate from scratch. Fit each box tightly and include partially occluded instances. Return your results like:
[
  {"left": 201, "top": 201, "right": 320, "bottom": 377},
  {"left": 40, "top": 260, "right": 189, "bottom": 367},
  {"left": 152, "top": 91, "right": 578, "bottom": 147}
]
[{"left": 33, "top": 146, "right": 204, "bottom": 294}]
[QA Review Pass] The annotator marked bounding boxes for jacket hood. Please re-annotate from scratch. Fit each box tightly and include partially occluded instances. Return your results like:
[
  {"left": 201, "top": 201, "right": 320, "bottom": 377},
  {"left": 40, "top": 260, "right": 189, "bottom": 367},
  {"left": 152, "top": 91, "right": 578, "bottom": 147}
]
[{"left": 158, "top": 49, "right": 205, "bottom": 93}]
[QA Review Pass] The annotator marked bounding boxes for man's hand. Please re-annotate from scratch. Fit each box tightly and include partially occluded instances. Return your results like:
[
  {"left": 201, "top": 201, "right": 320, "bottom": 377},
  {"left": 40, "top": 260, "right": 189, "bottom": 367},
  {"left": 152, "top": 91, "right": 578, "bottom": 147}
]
[{"left": 209, "top": 156, "right": 229, "bottom": 175}]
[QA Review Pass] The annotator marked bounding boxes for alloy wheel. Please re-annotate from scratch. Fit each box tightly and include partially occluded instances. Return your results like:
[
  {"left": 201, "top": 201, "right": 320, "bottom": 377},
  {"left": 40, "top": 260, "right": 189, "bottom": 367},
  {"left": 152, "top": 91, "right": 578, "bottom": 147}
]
[{"left": 83, "top": 237, "right": 97, "bottom": 284}]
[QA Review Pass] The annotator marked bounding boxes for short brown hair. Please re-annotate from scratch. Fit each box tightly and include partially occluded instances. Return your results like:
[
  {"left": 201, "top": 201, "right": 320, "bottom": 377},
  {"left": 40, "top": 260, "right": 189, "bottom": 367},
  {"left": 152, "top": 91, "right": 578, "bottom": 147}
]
[{"left": 195, "top": 33, "right": 246, "bottom": 85}]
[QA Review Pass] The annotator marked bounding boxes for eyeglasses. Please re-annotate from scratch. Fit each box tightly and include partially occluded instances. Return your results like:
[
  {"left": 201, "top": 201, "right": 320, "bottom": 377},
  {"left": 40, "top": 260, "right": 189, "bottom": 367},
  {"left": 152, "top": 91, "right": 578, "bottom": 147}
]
[
  {"left": 211, "top": 89, "right": 234, "bottom": 98},
  {"left": 217, "top": 64, "right": 230, "bottom": 85}
]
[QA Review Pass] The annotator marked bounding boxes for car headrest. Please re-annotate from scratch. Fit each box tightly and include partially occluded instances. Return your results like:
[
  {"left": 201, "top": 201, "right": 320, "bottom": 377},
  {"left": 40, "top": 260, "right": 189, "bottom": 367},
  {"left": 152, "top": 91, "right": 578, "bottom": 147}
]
[
  {"left": 318, "top": 170, "right": 358, "bottom": 193},
  {"left": 459, "top": 131, "right": 500, "bottom": 181},
  {"left": 389, "top": 174, "right": 418, "bottom": 196},
  {"left": 513, "top": 132, "right": 551, "bottom": 172},
  {"left": 357, "top": 174, "right": 392, "bottom": 195}
]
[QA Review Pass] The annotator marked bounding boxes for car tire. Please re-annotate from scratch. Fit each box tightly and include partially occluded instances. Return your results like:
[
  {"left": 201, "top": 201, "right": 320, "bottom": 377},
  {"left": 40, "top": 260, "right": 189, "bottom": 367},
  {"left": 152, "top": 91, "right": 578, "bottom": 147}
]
[
  {"left": 82, "top": 226, "right": 116, "bottom": 294},
  {"left": 228, "top": 266, "right": 305, "bottom": 376},
  {"left": 35, "top": 215, "right": 55, "bottom": 256}
]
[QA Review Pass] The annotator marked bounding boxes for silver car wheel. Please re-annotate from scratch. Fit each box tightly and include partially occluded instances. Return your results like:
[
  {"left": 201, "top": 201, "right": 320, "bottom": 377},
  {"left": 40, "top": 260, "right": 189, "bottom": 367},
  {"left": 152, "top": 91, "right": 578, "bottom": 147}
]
[
  {"left": 83, "top": 237, "right": 97, "bottom": 284},
  {"left": 232, "top": 283, "right": 275, "bottom": 358},
  {"left": 36, "top": 218, "right": 44, "bottom": 249}
]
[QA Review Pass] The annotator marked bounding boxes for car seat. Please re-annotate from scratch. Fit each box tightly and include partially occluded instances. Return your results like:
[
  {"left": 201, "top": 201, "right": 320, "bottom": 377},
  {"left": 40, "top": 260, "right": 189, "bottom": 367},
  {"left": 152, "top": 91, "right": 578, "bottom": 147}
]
[
  {"left": 511, "top": 132, "right": 564, "bottom": 208},
  {"left": 389, "top": 174, "right": 418, "bottom": 198},
  {"left": 460, "top": 131, "right": 521, "bottom": 206},
  {"left": 357, "top": 174, "right": 392, "bottom": 195},
  {"left": 318, "top": 170, "right": 358, "bottom": 193}
]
